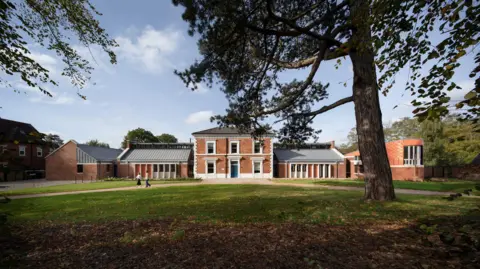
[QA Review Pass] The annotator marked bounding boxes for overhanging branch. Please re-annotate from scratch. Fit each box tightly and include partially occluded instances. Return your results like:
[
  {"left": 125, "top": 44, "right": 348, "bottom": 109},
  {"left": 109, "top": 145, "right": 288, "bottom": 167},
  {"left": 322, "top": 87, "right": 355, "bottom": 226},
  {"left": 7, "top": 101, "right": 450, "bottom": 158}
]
[
  {"left": 265, "top": 0, "right": 342, "bottom": 46},
  {"left": 274, "top": 96, "right": 354, "bottom": 124},
  {"left": 303, "top": 96, "right": 354, "bottom": 116}
]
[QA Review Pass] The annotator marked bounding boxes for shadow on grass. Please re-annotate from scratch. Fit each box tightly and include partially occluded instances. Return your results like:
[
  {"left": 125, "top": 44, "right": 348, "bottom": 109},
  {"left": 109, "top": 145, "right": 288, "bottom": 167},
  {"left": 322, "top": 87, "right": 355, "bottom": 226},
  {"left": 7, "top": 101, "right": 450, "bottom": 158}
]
[{"left": 1, "top": 207, "right": 479, "bottom": 269}]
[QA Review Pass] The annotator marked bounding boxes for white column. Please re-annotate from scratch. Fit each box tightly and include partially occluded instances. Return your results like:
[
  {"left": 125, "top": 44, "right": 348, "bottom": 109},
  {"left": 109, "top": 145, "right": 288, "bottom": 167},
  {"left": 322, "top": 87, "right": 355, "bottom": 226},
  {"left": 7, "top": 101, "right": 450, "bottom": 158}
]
[
  {"left": 328, "top": 164, "right": 332, "bottom": 178},
  {"left": 322, "top": 164, "right": 326, "bottom": 178}
]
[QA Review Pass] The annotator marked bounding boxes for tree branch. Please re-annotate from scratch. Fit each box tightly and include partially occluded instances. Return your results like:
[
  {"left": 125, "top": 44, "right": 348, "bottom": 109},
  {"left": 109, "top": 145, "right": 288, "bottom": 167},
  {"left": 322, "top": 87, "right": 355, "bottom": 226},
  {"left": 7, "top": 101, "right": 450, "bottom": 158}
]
[
  {"left": 265, "top": 0, "right": 342, "bottom": 46},
  {"left": 245, "top": 23, "right": 301, "bottom": 37},
  {"left": 273, "top": 96, "right": 354, "bottom": 124},
  {"left": 253, "top": 43, "right": 328, "bottom": 117},
  {"left": 302, "top": 1, "right": 349, "bottom": 31},
  {"left": 303, "top": 96, "right": 354, "bottom": 116}
]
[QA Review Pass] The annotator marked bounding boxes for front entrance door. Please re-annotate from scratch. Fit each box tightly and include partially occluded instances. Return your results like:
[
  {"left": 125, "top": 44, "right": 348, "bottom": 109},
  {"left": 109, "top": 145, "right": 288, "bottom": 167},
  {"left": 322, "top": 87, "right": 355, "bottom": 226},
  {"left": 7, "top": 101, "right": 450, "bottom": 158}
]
[{"left": 230, "top": 161, "right": 239, "bottom": 178}]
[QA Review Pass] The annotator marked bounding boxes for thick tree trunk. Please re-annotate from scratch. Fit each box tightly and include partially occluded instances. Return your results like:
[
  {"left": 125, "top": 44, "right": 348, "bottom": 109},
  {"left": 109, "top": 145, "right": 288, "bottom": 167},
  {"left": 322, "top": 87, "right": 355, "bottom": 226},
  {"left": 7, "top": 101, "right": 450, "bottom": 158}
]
[{"left": 350, "top": 0, "right": 395, "bottom": 200}]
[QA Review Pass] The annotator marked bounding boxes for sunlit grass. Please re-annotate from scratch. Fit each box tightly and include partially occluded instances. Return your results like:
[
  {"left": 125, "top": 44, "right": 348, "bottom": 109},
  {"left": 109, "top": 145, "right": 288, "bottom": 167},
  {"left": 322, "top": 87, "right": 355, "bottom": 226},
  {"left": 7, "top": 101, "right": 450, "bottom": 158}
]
[{"left": 2, "top": 185, "right": 478, "bottom": 225}]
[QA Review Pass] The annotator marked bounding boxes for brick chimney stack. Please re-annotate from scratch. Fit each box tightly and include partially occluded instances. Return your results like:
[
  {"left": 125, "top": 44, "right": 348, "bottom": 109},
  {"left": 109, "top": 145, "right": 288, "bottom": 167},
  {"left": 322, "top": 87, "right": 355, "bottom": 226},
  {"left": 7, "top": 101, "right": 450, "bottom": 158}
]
[{"left": 330, "top": 141, "right": 335, "bottom": 149}]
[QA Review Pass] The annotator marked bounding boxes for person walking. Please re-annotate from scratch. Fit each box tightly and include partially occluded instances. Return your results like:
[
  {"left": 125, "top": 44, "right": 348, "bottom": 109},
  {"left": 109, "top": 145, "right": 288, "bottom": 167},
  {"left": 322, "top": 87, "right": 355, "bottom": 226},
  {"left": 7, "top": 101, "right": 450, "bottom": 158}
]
[
  {"left": 136, "top": 173, "right": 142, "bottom": 188},
  {"left": 145, "top": 171, "right": 151, "bottom": 188}
]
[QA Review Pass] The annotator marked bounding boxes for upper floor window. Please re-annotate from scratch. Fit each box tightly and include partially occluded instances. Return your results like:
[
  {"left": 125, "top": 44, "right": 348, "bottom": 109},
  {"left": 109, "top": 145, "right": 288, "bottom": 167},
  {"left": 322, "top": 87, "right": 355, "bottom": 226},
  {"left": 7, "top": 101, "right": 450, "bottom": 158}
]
[
  {"left": 404, "top": 145, "right": 423, "bottom": 165},
  {"left": 19, "top": 145, "right": 26, "bottom": 156},
  {"left": 36, "top": 147, "right": 43, "bottom": 157},
  {"left": 230, "top": 141, "right": 239, "bottom": 154},
  {"left": 254, "top": 141, "right": 262, "bottom": 154},
  {"left": 354, "top": 156, "right": 361, "bottom": 161},
  {"left": 206, "top": 141, "right": 216, "bottom": 154}
]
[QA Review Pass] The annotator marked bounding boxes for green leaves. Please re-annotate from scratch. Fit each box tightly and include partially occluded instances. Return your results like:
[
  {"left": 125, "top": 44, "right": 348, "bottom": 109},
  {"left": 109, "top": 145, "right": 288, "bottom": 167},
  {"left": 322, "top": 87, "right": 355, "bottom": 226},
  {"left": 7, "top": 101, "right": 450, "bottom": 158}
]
[{"left": 465, "top": 91, "right": 476, "bottom": 100}]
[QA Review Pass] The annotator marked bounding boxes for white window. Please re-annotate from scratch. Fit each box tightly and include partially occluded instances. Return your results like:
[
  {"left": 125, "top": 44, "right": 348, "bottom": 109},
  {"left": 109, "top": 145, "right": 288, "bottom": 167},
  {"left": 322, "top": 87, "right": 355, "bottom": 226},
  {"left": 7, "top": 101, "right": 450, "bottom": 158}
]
[
  {"left": 207, "top": 161, "right": 215, "bottom": 174},
  {"left": 230, "top": 141, "right": 239, "bottom": 154},
  {"left": 19, "top": 145, "right": 26, "bottom": 156},
  {"left": 403, "top": 145, "right": 423, "bottom": 165},
  {"left": 206, "top": 141, "right": 216, "bottom": 154},
  {"left": 36, "top": 147, "right": 43, "bottom": 157},
  {"left": 253, "top": 141, "right": 262, "bottom": 154},
  {"left": 253, "top": 161, "right": 262, "bottom": 174}
]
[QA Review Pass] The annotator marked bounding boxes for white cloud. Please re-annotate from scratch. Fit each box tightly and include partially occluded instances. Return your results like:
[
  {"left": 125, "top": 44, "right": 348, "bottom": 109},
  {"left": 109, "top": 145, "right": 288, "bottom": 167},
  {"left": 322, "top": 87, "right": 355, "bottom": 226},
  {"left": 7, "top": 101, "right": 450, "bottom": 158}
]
[
  {"left": 29, "top": 51, "right": 59, "bottom": 76},
  {"left": 74, "top": 45, "right": 116, "bottom": 74},
  {"left": 29, "top": 90, "right": 75, "bottom": 105},
  {"left": 115, "top": 25, "right": 183, "bottom": 74},
  {"left": 185, "top": 110, "right": 213, "bottom": 124}
]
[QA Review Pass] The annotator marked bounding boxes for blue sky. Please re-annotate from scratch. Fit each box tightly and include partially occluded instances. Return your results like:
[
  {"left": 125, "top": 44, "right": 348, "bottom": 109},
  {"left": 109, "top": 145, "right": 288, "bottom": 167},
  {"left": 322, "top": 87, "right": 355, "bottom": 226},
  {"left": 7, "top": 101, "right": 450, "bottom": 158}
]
[{"left": 0, "top": 1, "right": 476, "bottom": 148}]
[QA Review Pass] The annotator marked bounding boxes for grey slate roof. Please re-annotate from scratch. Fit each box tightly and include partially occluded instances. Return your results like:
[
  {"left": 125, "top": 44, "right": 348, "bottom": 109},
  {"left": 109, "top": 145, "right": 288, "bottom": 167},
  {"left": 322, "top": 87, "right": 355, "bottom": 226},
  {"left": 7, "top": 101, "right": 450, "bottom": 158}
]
[
  {"left": 274, "top": 149, "right": 344, "bottom": 162},
  {"left": 192, "top": 127, "right": 243, "bottom": 135},
  {"left": 77, "top": 144, "right": 123, "bottom": 162},
  {"left": 120, "top": 149, "right": 191, "bottom": 162}
]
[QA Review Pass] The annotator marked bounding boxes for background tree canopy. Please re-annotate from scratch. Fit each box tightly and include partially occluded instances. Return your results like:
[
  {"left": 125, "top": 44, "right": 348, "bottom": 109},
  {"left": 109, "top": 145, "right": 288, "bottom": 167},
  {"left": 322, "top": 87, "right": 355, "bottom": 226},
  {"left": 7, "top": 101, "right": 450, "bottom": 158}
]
[
  {"left": 85, "top": 139, "right": 110, "bottom": 148},
  {"left": 0, "top": 0, "right": 117, "bottom": 98},
  {"left": 121, "top": 128, "right": 178, "bottom": 148}
]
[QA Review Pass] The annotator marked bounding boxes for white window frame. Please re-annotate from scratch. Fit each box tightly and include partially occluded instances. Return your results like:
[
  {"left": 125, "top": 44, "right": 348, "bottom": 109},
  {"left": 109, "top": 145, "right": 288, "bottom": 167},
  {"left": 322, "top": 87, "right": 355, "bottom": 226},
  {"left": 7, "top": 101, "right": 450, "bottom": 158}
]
[
  {"left": 253, "top": 140, "right": 263, "bottom": 154},
  {"left": 206, "top": 141, "right": 216, "bottom": 154},
  {"left": 229, "top": 140, "right": 239, "bottom": 154},
  {"left": 253, "top": 161, "right": 262, "bottom": 175},
  {"left": 206, "top": 161, "right": 216, "bottom": 174},
  {"left": 36, "top": 147, "right": 43, "bottom": 157},
  {"left": 19, "top": 145, "right": 26, "bottom": 157},
  {"left": 404, "top": 145, "right": 422, "bottom": 166},
  {"left": 0, "top": 145, "right": 6, "bottom": 154}
]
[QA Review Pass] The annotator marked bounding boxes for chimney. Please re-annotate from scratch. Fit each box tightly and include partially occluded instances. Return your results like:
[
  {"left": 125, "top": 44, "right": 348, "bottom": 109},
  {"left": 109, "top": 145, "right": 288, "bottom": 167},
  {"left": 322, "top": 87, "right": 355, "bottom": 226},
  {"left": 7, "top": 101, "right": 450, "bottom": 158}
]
[
  {"left": 127, "top": 140, "right": 132, "bottom": 149},
  {"left": 330, "top": 140, "right": 335, "bottom": 149}
]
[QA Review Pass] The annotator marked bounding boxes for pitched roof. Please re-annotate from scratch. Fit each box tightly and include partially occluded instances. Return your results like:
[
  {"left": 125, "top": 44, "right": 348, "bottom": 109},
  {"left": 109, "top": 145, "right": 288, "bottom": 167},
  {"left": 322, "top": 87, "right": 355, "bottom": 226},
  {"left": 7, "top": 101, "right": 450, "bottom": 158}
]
[
  {"left": 77, "top": 144, "right": 123, "bottom": 162},
  {"left": 0, "top": 118, "right": 40, "bottom": 143},
  {"left": 192, "top": 127, "right": 274, "bottom": 136},
  {"left": 120, "top": 148, "right": 192, "bottom": 162},
  {"left": 274, "top": 149, "right": 344, "bottom": 162}
]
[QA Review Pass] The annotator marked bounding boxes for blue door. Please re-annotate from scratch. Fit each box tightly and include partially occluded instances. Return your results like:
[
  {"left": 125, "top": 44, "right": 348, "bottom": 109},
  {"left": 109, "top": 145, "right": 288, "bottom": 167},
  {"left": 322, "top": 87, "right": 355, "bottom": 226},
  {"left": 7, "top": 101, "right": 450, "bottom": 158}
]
[{"left": 231, "top": 161, "right": 239, "bottom": 178}]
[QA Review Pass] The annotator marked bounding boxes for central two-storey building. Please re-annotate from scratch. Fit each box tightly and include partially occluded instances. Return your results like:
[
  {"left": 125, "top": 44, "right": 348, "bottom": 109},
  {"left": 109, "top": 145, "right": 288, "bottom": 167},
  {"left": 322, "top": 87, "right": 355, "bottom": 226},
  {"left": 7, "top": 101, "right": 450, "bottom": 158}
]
[{"left": 192, "top": 127, "right": 274, "bottom": 179}]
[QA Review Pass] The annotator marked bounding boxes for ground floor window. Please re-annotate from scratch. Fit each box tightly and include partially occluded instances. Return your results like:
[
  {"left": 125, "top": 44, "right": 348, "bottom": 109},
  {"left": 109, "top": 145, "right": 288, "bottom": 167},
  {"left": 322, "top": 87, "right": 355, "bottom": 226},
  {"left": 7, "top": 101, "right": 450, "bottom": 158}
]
[
  {"left": 207, "top": 162, "right": 215, "bottom": 174},
  {"left": 106, "top": 164, "right": 110, "bottom": 172},
  {"left": 253, "top": 161, "right": 261, "bottom": 174},
  {"left": 77, "top": 164, "right": 83, "bottom": 173}
]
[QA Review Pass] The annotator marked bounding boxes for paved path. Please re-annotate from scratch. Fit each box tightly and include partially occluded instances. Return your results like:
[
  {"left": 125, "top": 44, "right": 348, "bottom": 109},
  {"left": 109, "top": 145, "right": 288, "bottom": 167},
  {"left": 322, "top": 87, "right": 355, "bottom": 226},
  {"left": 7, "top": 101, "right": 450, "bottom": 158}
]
[
  {"left": 6, "top": 180, "right": 458, "bottom": 199},
  {"left": 0, "top": 179, "right": 78, "bottom": 191}
]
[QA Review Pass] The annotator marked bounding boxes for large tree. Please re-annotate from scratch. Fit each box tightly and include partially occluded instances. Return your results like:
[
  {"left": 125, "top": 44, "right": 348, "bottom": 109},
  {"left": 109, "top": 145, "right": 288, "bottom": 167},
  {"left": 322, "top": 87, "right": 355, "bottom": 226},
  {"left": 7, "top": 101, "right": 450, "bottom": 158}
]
[
  {"left": 121, "top": 128, "right": 158, "bottom": 149},
  {"left": 156, "top": 133, "right": 178, "bottom": 143},
  {"left": 43, "top": 133, "right": 63, "bottom": 149},
  {"left": 1, "top": 0, "right": 116, "bottom": 98},
  {"left": 85, "top": 139, "right": 109, "bottom": 148},
  {"left": 173, "top": 0, "right": 479, "bottom": 200}
]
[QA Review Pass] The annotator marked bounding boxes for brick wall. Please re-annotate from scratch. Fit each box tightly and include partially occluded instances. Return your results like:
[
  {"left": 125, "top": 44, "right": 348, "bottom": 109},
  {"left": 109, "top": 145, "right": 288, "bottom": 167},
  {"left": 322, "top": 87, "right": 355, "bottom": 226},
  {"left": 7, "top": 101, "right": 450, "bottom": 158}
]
[
  {"left": 278, "top": 163, "right": 287, "bottom": 178},
  {"left": 80, "top": 164, "right": 98, "bottom": 181},
  {"left": 118, "top": 163, "right": 135, "bottom": 178},
  {"left": 180, "top": 163, "right": 189, "bottom": 177},
  {"left": 3, "top": 142, "right": 49, "bottom": 171},
  {"left": 46, "top": 141, "right": 77, "bottom": 181},
  {"left": 391, "top": 166, "right": 424, "bottom": 181},
  {"left": 97, "top": 163, "right": 114, "bottom": 179}
]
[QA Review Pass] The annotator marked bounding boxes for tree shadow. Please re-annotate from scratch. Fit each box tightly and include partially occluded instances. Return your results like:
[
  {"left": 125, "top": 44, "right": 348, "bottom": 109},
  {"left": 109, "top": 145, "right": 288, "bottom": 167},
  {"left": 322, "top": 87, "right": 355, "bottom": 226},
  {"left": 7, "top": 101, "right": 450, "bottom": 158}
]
[{"left": 2, "top": 200, "right": 479, "bottom": 268}]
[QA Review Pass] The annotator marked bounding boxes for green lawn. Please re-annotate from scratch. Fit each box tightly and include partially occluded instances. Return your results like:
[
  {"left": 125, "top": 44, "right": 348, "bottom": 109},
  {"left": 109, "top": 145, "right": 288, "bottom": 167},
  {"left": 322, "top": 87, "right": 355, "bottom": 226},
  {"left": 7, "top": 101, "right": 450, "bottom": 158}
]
[
  {"left": 273, "top": 179, "right": 479, "bottom": 193},
  {"left": 2, "top": 185, "right": 478, "bottom": 224},
  {"left": 0, "top": 179, "right": 200, "bottom": 196}
]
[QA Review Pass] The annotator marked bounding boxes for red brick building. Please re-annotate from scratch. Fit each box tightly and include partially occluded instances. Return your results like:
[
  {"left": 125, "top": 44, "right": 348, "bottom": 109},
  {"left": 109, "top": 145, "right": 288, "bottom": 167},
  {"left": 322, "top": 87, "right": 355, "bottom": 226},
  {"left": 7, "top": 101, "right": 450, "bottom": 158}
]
[
  {"left": 0, "top": 118, "right": 50, "bottom": 181},
  {"left": 192, "top": 127, "right": 274, "bottom": 179},
  {"left": 46, "top": 140, "right": 122, "bottom": 181},
  {"left": 117, "top": 141, "right": 193, "bottom": 179},
  {"left": 345, "top": 139, "right": 424, "bottom": 181}
]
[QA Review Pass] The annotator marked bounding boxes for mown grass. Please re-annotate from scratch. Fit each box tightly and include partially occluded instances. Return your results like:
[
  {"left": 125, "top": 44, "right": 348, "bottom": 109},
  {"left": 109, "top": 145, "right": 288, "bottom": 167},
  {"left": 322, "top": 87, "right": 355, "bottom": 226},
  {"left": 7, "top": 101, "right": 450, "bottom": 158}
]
[
  {"left": 0, "top": 179, "right": 200, "bottom": 196},
  {"left": 273, "top": 179, "right": 479, "bottom": 193},
  {"left": 2, "top": 185, "right": 478, "bottom": 224}
]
